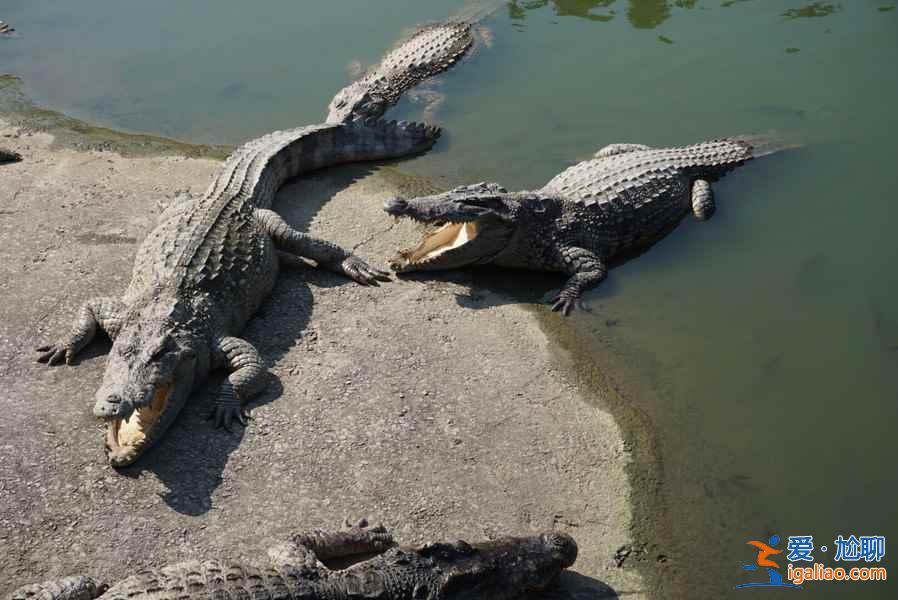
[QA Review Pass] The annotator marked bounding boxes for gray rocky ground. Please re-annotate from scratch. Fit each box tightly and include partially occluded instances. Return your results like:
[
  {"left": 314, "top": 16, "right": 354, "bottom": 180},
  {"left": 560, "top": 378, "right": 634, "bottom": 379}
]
[{"left": 0, "top": 118, "right": 646, "bottom": 598}]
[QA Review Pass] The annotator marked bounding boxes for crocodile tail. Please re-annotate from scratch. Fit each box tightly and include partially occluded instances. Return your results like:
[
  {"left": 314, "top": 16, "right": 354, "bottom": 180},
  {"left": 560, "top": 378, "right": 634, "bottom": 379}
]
[
  {"left": 374, "top": 22, "right": 474, "bottom": 98},
  {"left": 727, "top": 132, "right": 801, "bottom": 158},
  {"left": 327, "top": 22, "right": 473, "bottom": 123},
  {"left": 9, "top": 577, "right": 107, "bottom": 600}
]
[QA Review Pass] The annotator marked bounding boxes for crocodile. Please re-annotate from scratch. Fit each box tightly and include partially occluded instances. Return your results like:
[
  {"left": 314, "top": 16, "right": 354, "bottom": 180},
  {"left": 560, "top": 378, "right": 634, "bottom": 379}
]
[
  {"left": 0, "top": 148, "right": 21, "bottom": 163},
  {"left": 384, "top": 135, "right": 794, "bottom": 315},
  {"left": 34, "top": 22, "right": 473, "bottom": 466},
  {"left": 9, "top": 520, "right": 578, "bottom": 600}
]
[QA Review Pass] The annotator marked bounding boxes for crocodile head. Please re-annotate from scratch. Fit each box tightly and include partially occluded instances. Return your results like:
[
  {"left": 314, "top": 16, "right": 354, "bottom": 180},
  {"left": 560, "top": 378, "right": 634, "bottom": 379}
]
[
  {"left": 424, "top": 531, "right": 577, "bottom": 598},
  {"left": 384, "top": 182, "right": 526, "bottom": 271},
  {"left": 92, "top": 303, "right": 206, "bottom": 466}
]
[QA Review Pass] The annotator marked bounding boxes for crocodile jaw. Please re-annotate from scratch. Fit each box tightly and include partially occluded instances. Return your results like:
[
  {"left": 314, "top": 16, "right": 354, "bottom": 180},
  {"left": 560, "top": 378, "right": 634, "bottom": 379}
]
[
  {"left": 391, "top": 219, "right": 514, "bottom": 272},
  {"left": 392, "top": 222, "right": 478, "bottom": 268},
  {"left": 102, "top": 360, "right": 195, "bottom": 467},
  {"left": 105, "top": 382, "right": 172, "bottom": 466}
]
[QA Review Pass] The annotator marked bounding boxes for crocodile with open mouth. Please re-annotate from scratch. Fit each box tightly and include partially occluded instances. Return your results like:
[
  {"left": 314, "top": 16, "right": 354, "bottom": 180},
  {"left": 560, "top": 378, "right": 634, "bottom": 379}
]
[
  {"left": 35, "top": 22, "right": 473, "bottom": 466},
  {"left": 385, "top": 136, "right": 794, "bottom": 315},
  {"left": 9, "top": 520, "right": 578, "bottom": 600}
]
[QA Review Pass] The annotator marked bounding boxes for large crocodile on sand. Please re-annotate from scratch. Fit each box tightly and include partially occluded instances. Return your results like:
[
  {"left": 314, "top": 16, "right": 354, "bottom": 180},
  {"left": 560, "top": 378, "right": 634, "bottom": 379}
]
[
  {"left": 385, "top": 136, "right": 794, "bottom": 315},
  {"left": 35, "top": 22, "right": 473, "bottom": 465},
  {"left": 9, "top": 520, "right": 577, "bottom": 600}
]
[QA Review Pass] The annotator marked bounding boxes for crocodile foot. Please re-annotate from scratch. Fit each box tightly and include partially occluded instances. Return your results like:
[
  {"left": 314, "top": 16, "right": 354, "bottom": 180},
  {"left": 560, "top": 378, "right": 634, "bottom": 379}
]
[
  {"left": 337, "top": 256, "right": 392, "bottom": 286},
  {"left": 548, "top": 290, "right": 589, "bottom": 316},
  {"left": 36, "top": 342, "right": 78, "bottom": 366}
]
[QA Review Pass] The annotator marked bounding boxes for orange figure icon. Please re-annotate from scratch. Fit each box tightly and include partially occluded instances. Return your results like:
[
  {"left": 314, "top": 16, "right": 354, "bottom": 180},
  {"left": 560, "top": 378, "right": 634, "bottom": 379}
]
[
  {"left": 746, "top": 539, "right": 782, "bottom": 569},
  {"left": 736, "top": 534, "right": 800, "bottom": 589}
]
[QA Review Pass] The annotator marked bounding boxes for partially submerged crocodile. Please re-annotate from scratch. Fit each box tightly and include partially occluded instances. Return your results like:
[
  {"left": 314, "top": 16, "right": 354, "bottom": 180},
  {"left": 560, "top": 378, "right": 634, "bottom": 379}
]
[
  {"left": 10, "top": 520, "right": 577, "bottom": 600},
  {"left": 35, "top": 22, "right": 473, "bottom": 465},
  {"left": 385, "top": 136, "right": 793, "bottom": 314}
]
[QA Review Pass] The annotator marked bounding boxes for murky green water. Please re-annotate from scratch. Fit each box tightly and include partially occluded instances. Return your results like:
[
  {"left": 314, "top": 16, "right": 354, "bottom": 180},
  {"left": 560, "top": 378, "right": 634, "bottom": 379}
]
[{"left": 3, "top": 1, "right": 897, "bottom": 597}]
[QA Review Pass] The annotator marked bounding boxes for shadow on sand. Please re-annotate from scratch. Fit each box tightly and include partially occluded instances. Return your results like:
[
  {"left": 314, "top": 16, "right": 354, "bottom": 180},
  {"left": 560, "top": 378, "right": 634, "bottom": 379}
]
[
  {"left": 397, "top": 260, "right": 624, "bottom": 317},
  {"left": 540, "top": 569, "right": 625, "bottom": 599}
]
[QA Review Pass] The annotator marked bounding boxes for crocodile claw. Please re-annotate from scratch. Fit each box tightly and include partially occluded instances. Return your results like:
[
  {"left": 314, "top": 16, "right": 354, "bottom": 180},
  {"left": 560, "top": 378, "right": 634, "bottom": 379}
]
[
  {"left": 35, "top": 343, "right": 75, "bottom": 366},
  {"left": 549, "top": 292, "right": 587, "bottom": 317},
  {"left": 338, "top": 256, "right": 392, "bottom": 286},
  {"left": 207, "top": 404, "right": 250, "bottom": 431}
]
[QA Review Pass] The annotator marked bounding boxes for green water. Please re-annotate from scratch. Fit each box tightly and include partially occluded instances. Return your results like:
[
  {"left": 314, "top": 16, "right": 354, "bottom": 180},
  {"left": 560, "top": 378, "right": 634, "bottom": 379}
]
[{"left": 3, "top": 1, "right": 897, "bottom": 597}]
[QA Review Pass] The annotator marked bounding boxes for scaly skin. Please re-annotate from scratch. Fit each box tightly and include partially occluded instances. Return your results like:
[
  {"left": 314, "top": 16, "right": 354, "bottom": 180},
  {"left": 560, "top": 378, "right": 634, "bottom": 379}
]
[
  {"left": 385, "top": 135, "right": 793, "bottom": 315},
  {"left": 0, "top": 148, "right": 21, "bottom": 163},
  {"left": 35, "top": 22, "right": 473, "bottom": 466},
  {"left": 9, "top": 521, "right": 577, "bottom": 600}
]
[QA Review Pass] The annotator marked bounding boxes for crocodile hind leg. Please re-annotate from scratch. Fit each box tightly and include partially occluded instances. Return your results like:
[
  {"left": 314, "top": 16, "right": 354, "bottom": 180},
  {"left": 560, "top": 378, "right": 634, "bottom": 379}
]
[
  {"left": 268, "top": 518, "right": 396, "bottom": 569},
  {"left": 10, "top": 576, "right": 107, "bottom": 600},
  {"left": 208, "top": 336, "right": 267, "bottom": 429},
  {"left": 594, "top": 143, "right": 652, "bottom": 158},
  {"left": 551, "top": 246, "right": 608, "bottom": 316},
  {"left": 36, "top": 297, "right": 125, "bottom": 365},
  {"left": 255, "top": 209, "right": 390, "bottom": 285},
  {"left": 691, "top": 179, "right": 715, "bottom": 220}
]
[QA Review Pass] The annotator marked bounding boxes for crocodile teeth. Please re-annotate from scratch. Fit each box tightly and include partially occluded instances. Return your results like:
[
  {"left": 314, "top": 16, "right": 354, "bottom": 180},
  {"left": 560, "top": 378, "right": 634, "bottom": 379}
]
[
  {"left": 402, "top": 221, "right": 479, "bottom": 264},
  {"left": 105, "top": 382, "right": 172, "bottom": 466}
]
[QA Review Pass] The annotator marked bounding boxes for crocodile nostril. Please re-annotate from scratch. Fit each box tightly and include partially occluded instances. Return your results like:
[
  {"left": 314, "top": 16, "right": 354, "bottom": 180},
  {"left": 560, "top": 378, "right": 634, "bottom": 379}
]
[
  {"left": 94, "top": 394, "right": 123, "bottom": 418},
  {"left": 383, "top": 197, "right": 408, "bottom": 215}
]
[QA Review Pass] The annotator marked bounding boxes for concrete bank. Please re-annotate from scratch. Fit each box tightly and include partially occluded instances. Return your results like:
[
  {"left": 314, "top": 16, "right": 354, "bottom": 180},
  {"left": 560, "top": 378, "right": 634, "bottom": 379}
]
[{"left": 0, "top": 115, "right": 646, "bottom": 598}]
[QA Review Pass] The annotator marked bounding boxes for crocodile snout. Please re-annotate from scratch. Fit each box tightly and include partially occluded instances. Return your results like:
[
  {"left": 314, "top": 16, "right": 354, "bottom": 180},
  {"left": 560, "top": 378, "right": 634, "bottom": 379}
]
[
  {"left": 383, "top": 197, "right": 408, "bottom": 215},
  {"left": 545, "top": 531, "right": 578, "bottom": 569},
  {"left": 93, "top": 394, "right": 129, "bottom": 419}
]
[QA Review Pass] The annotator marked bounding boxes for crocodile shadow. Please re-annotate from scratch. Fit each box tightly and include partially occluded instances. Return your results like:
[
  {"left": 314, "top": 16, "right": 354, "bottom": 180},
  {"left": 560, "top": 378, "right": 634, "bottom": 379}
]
[
  {"left": 397, "top": 255, "right": 626, "bottom": 314},
  {"left": 540, "top": 569, "right": 622, "bottom": 599}
]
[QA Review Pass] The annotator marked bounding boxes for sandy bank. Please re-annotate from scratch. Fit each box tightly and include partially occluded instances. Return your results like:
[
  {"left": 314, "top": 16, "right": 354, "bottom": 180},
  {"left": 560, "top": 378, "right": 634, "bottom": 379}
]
[{"left": 0, "top": 116, "right": 646, "bottom": 598}]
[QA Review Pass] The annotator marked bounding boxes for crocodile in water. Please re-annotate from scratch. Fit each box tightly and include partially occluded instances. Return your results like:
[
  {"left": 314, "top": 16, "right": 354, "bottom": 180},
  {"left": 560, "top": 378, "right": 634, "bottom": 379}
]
[{"left": 385, "top": 135, "right": 795, "bottom": 314}]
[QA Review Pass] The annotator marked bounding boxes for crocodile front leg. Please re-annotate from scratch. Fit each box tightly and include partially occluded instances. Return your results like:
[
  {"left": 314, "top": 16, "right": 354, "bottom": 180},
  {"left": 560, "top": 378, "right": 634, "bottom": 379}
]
[
  {"left": 267, "top": 518, "right": 396, "bottom": 569},
  {"left": 36, "top": 297, "right": 125, "bottom": 365},
  {"left": 255, "top": 209, "right": 390, "bottom": 285},
  {"left": 552, "top": 247, "right": 607, "bottom": 316},
  {"left": 208, "top": 336, "right": 267, "bottom": 429},
  {"left": 691, "top": 179, "right": 715, "bottom": 220}
]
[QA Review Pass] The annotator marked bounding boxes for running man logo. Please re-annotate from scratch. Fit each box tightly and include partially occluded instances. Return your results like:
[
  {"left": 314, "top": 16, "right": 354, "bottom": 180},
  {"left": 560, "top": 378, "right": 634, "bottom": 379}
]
[{"left": 736, "top": 535, "right": 801, "bottom": 589}]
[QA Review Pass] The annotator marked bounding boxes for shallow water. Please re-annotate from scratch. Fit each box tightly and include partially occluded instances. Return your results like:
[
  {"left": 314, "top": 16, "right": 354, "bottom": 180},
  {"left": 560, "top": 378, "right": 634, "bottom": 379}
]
[{"left": 3, "top": 1, "right": 897, "bottom": 597}]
